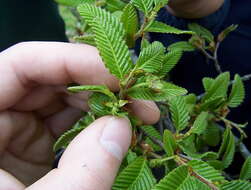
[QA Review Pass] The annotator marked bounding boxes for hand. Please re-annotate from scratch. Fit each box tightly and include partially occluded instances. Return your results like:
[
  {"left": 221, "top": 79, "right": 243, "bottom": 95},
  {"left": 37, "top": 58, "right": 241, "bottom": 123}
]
[{"left": 0, "top": 42, "right": 160, "bottom": 190}]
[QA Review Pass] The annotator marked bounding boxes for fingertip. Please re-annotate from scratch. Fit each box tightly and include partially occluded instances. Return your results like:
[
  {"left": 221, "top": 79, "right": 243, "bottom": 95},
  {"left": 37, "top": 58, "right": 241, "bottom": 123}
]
[{"left": 129, "top": 100, "right": 160, "bottom": 125}]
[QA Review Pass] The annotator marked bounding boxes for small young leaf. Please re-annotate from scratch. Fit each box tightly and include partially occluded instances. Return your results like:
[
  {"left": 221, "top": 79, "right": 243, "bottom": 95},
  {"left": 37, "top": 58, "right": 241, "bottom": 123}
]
[
  {"left": 159, "top": 49, "right": 183, "bottom": 77},
  {"left": 203, "top": 122, "right": 221, "bottom": 147},
  {"left": 142, "top": 125, "right": 163, "bottom": 151},
  {"left": 202, "top": 77, "right": 215, "bottom": 92},
  {"left": 168, "top": 96, "right": 190, "bottom": 132},
  {"left": 168, "top": 41, "right": 195, "bottom": 52},
  {"left": 228, "top": 74, "right": 245, "bottom": 108},
  {"left": 121, "top": 3, "right": 139, "bottom": 48},
  {"left": 78, "top": 4, "right": 133, "bottom": 79},
  {"left": 106, "top": 0, "right": 126, "bottom": 12},
  {"left": 200, "top": 96, "right": 225, "bottom": 111},
  {"left": 218, "top": 24, "right": 238, "bottom": 42},
  {"left": 126, "top": 150, "right": 138, "bottom": 164},
  {"left": 112, "top": 157, "right": 156, "bottom": 190},
  {"left": 163, "top": 130, "right": 177, "bottom": 156},
  {"left": 190, "top": 112, "right": 208, "bottom": 135},
  {"left": 220, "top": 180, "right": 251, "bottom": 190},
  {"left": 218, "top": 127, "right": 235, "bottom": 169},
  {"left": 68, "top": 85, "right": 116, "bottom": 99},
  {"left": 240, "top": 157, "right": 251, "bottom": 180},
  {"left": 88, "top": 92, "right": 113, "bottom": 117},
  {"left": 140, "top": 38, "right": 151, "bottom": 50},
  {"left": 188, "top": 160, "right": 225, "bottom": 183},
  {"left": 152, "top": 165, "right": 189, "bottom": 190},
  {"left": 127, "top": 80, "right": 187, "bottom": 101},
  {"left": 145, "top": 21, "right": 194, "bottom": 35},
  {"left": 135, "top": 41, "right": 165, "bottom": 73},
  {"left": 202, "top": 72, "right": 230, "bottom": 102},
  {"left": 188, "top": 23, "right": 214, "bottom": 43},
  {"left": 131, "top": 0, "right": 154, "bottom": 16},
  {"left": 74, "top": 34, "right": 96, "bottom": 46}
]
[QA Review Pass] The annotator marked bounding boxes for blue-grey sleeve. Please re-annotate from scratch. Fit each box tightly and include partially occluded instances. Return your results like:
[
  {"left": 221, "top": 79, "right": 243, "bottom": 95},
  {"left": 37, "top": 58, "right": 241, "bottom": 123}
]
[{"left": 156, "top": 0, "right": 231, "bottom": 34}]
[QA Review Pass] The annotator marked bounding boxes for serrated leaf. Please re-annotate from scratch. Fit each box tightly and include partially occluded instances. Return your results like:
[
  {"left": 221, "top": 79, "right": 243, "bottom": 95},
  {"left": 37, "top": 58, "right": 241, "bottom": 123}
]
[
  {"left": 169, "top": 96, "right": 190, "bottom": 132},
  {"left": 218, "top": 24, "right": 238, "bottom": 42},
  {"left": 126, "top": 150, "right": 138, "bottom": 164},
  {"left": 200, "top": 96, "right": 225, "bottom": 111},
  {"left": 142, "top": 125, "right": 163, "bottom": 151},
  {"left": 202, "top": 72, "right": 230, "bottom": 102},
  {"left": 112, "top": 157, "right": 156, "bottom": 190},
  {"left": 220, "top": 180, "right": 251, "bottom": 190},
  {"left": 207, "top": 160, "right": 224, "bottom": 170},
  {"left": 168, "top": 41, "right": 195, "bottom": 52},
  {"left": 145, "top": 21, "right": 194, "bottom": 35},
  {"left": 203, "top": 122, "right": 221, "bottom": 147},
  {"left": 55, "top": 0, "right": 92, "bottom": 6},
  {"left": 188, "top": 23, "right": 214, "bottom": 43},
  {"left": 188, "top": 160, "right": 225, "bottom": 183},
  {"left": 141, "top": 38, "right": 151, "bottom": 50},
  {"left": 178, "top": 176, "right": 211, "bottom": 190},
  {"left": 240, "top": 157, "right": 251, "bottom": 180},
  {"left": 78, "top": 4, "right": 133, "bottom": 79},
  {"left": 202, "top": 77, "right": 215, "bottom": 92},
  {"left": 152, "top": 165, "right": 189, "bottom": 190},
  {"left": 163, "top": 130, "right": 177, "bottom": 156},
  {"left": 106, "top": 0, "right": 126, "bottom": 12},
  {"left": 191, "top": 112, "right": 208, "bottom": 135},
  {"left": 68, "top": 85, "right": 116, "bottom": 99},
  {"left": 88, "top": 92, "right": 113, "bottom": 117},
  {"left": 131, "top": 0, "right": 154, "bottom": 15},
  {"left": 121, "top": 3, "right": 138, "bottom": 48},
  {"left": 159, "top": 49, "right": 183, "bottom": 77},
  {"left": 135, "top": 41, "right": 165, "bottom": 73},
  {"left": 218, "top": 127, "right": 235, "bottom": 168},
  {"left": 228, "top": 74, "right": 245, "bottom": 108},
  {"left": 127, "top": 81, "right": 187, "bottom": 101},
  {"left": 54, "top": 126, "right": 85, "bottom": 152}
]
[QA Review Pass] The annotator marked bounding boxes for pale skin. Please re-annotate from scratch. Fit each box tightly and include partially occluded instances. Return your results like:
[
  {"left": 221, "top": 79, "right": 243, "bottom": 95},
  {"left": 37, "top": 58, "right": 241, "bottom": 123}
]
[
  {"left": 168, "top": 0, "right": 225, "bottom": 19},
  {"left": 0, "top": 42, "right": 160, "bottom": 190}
]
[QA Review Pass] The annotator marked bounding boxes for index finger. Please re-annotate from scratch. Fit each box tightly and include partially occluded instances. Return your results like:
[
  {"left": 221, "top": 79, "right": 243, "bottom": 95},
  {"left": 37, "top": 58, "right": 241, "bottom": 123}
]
[{"left": 0, "top": 42, "right": 118, "bottom": 110}]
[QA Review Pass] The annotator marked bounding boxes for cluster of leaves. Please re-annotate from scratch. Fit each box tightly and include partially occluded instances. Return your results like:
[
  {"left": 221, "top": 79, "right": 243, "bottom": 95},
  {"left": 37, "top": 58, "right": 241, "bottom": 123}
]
[{"left": 54, "top": 0, "right": 251, "bottom": 189}]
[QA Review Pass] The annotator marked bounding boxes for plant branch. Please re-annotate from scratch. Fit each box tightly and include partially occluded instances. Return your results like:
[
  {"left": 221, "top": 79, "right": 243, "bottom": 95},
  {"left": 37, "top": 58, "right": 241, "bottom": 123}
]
[{"left": 140, "top": 128, "right": 165, "bottom": 150}]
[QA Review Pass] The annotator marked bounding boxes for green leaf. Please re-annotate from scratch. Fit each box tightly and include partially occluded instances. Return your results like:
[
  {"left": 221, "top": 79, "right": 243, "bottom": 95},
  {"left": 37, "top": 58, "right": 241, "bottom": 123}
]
[
  {"left": 121, "top": 3, "right": 138, "bottom": 48},
  {"left": 159, "top": 49, "right": 183, "bottom": 77},
  {"left": 240, "top": 157, "right": 251, "bottom": 180},
  {"left": 131, "top": 0, "right": 154, "bottom": 15},
  {"left": 178, "top": 176, "right": 211, "bottom": 190},
  {"left": 188, "top": 160, "right": 225, "bottom": 183},
  {"left": 218, "top": 24, "right": 238, "bottom": 42},
  {"left": 135, "top": 41, "right": 165, "bottom": 73},
  {"left": 168, "top": 41, "right": 195, "bottom": 52},
  {"left": 220, "top": 180, "right": 251, "bottom": 190},
  {"left": 163, "top": 130, "right": 177, "bottom": 156},
  {"left": 55, "top": 0, "right": 92, "bottom": 6},
  {"left": 202, "top": 77, "right": 215, "bottom": 92},
  {"left": 228, "top": 74, "right": 245, "bottom": 108},
  {"left": 145, "top": 21, "right": 194, "bottom": 35},
  {"left": 126, "top": 150, "right": 138, "bottom": 164},
  {"left": 54, "top": 125, "right": 85, "bottom": 152},
  {"left": 200, "top": 96, "right": 225, "bottom": 111},
  {"left": 202, "top": 72, "right": 230, "bottom": 102},
  {"left": 68, "top": 85, "right": 116, "bottom": 99},
  {"left": 112, "top": 157, "right": 156, "bottom": 190},
  {"left": 88, "top": 92, "right": 113, "bottom": 117},
  {"left": 78, "top": 4, "right": 133, "bottom": 79},
  {"left": 169, "top": 96, "right": 190, "bottom": 132},
  {"left": 142, "top": 125, "right": 163, "bottom": 151},
  {"left": 152, "top": 165, "right": 189, "bottom": 190},
  {"left": 188, "top": 23, "right": 214, "bottom": 43},
  {"left": 106, "top": 0, "right": 126, "bottom": 12},
  {"left": 141, "top": 38, "right": 151, "bottom": 50},
  {"left": 218, "top": 127, "right": 235, "bottom": 169},
  {"left": 190, "top": 112, "right": 208, "bottom": 135},
  {"left": 127, "top": 80, "right": 187, "bottom": 101},
  {"left": 203, "top": 122, "right": 221, "bottom": 147},
  {"left": 74, "top": 34, "right": 96, "bottom": 46}
]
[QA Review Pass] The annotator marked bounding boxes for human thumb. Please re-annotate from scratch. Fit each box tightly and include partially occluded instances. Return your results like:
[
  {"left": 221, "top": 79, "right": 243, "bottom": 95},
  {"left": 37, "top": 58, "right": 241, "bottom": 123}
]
[{"left": 26, "top": 116, "right": 132, "bottom": 190}]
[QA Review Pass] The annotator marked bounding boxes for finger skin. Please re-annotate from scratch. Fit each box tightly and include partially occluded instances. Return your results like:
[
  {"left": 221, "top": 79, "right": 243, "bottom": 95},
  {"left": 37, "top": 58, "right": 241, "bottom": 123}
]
[
  {"left": 0, "top": 169, "right": 25, "bottom": 190},
  {"left": 26, "top": 116, "right": 132, "bottom": 190}
]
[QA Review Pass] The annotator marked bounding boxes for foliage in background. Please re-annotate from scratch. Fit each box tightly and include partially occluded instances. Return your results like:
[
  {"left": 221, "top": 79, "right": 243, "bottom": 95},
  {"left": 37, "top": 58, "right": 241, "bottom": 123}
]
[{"left": 55, "top": 0, "right": 251, "bottom": 189}]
